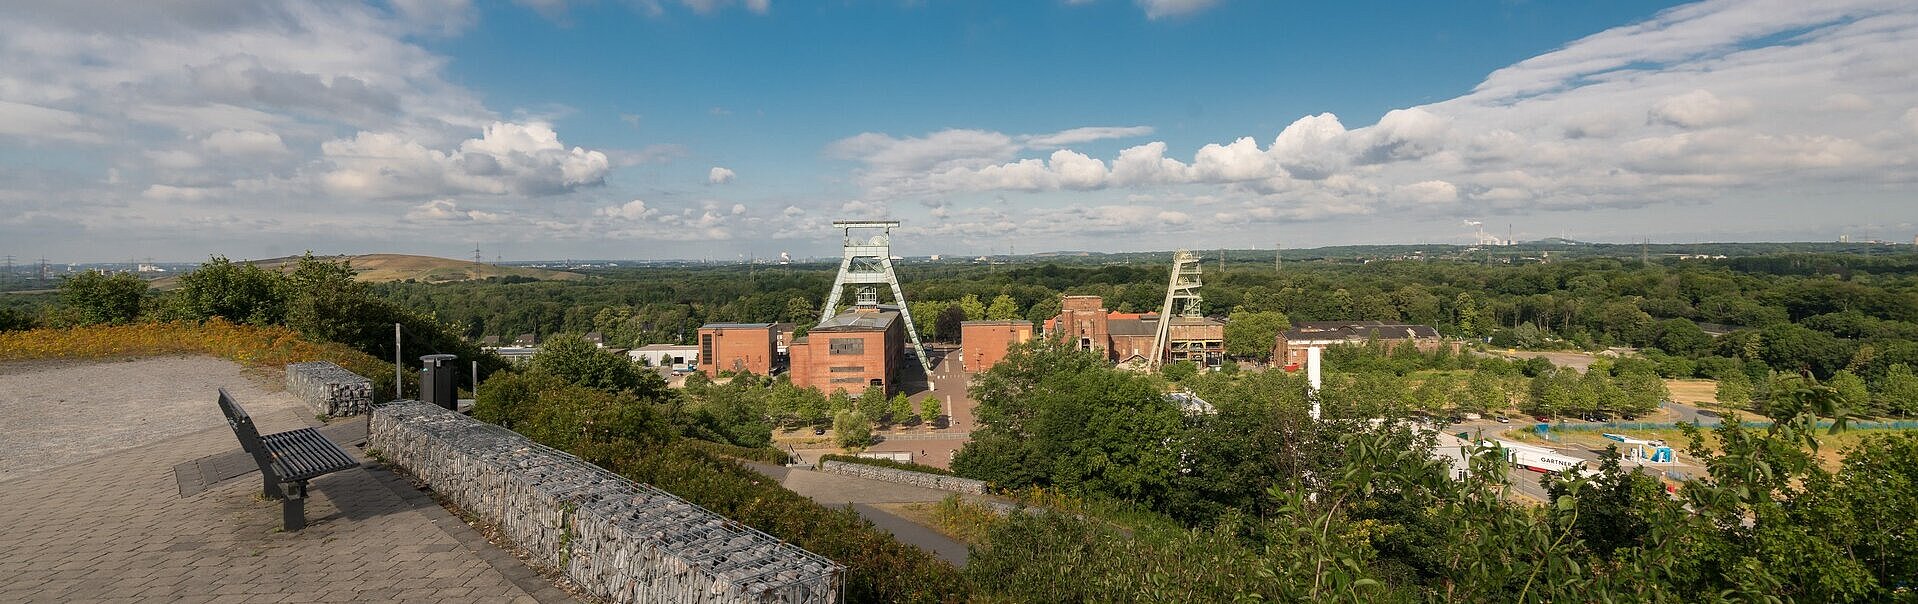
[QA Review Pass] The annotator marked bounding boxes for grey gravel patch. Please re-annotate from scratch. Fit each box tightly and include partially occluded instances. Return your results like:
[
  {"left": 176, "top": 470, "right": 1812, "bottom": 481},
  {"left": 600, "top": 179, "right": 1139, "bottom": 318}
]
[{"left": 0, "top": 356, "right": 304, "bottom": 484}]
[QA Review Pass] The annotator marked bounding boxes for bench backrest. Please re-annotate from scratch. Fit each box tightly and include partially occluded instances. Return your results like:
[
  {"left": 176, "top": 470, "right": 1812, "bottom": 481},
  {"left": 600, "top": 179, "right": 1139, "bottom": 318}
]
[{"left": 217, "top": 388, "right": 280, "bottom": 481}]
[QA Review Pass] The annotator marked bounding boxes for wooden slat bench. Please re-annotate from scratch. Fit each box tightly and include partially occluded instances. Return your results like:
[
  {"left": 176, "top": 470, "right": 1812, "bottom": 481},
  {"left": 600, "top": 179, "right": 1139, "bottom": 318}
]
[{"left": 216, "top": 388, "right": 360, "bottom": 531}]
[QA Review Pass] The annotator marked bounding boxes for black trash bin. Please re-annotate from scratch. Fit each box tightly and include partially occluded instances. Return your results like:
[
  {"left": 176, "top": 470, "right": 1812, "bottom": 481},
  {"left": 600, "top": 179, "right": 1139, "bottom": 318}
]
[{"left": 420, "top": 354, "right": 459, "bottom": 410}]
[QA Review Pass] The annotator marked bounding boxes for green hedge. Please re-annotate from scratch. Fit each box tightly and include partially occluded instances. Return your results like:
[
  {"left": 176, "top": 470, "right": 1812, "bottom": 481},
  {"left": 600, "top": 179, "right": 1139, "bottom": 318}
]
[
  {"left": 678, "top": 439, "right": 792, "bottom": 465},
  {"left": 818, "top": 453, "right": 958, "bottom": 476}
]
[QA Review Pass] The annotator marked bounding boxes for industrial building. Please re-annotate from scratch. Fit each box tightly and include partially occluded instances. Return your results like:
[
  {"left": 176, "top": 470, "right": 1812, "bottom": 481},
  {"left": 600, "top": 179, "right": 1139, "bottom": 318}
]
[
  {"left": 1273, "top": 320, "right": 1447, "bottom": 368},
  {"left": 787, "top": 306, "right": 906, "bottom": 394},
  {"left": 960, "top": 320, "right": 1034, "bottom": 373},
  {"left": 628, "top": 344, "right": 698, "bottom": 370},
  {"left": 696, "top": 322, "right": 776, "bottom": 377},
  {"left": 1047, "top": 295, "right": 1224, "bottom": 367}
]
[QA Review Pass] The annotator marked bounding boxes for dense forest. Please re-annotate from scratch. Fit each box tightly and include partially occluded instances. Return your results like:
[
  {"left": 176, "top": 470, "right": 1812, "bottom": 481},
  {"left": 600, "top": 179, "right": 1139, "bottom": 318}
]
[{"left": 344, "top": 249, "right": 1918, "bottom": 414}]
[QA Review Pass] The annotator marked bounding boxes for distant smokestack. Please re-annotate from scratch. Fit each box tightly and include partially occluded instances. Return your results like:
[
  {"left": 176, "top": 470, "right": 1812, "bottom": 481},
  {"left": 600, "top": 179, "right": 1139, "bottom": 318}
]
[{"left": 1306, "top": 346, "right": 1322, "bottom": 420}]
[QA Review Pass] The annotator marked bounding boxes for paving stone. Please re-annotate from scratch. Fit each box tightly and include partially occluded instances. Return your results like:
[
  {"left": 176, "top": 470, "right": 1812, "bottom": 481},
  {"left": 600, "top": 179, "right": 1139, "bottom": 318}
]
[{"left": 0, "top": 393, "right": 579, "bottom": 603}]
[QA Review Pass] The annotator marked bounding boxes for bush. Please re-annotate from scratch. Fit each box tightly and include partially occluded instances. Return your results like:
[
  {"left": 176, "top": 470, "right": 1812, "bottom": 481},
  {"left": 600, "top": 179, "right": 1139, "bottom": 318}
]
[
  {"left": 0, "top": 319, "right": 400, "bottom": 397},
  {"left": 819, "top": 453, "right": 956, "bottom": 476},
  {"left": 58, "top": 270, "right": 147, "bottom": 326},
  {"left": 834, "top": 410, "right": 873, "bottom": 448},
  {"left": 678, "top": 439, "right": 792, "bottom": 465}
]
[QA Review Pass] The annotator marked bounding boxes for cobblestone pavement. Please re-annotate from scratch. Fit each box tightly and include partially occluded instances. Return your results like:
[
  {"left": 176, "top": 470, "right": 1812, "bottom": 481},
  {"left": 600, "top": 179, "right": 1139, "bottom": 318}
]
[{"left": 0, "top": 357, "right": 578, "bottom": 603}]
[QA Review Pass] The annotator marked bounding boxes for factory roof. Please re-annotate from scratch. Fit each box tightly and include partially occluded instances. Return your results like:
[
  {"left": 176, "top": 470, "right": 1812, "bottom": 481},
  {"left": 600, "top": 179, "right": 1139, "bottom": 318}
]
[
  {"left": 811, "top": 310, "right": 900, "bottom": 332},
  {"left": 1107, "top": 318, "right": 1156, "bottom": 336},
  {"left": 1283, "top": 324, "right": 1439, "bottom": 341},
  {"left": 632, "top": 343, "right": 698, "bottom": 352},
  {"left": 701, "top": 322, "right": 773, "bottom": 329}
]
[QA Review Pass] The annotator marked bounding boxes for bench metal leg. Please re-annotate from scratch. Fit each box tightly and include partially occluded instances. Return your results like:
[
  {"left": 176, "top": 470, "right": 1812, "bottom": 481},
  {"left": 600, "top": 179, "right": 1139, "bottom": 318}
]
[{"left": 280, "top": 481, "right": 308, "bottom": 531}]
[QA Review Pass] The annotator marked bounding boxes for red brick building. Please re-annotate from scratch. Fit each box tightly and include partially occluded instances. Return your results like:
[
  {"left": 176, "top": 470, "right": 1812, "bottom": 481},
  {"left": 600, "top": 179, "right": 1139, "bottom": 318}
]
[
  {"left": 960, "top": 320, "right": 1034, "bottom": 373},
  {"left": 1273, "top": 321, "right": 1447, "bottom": 368},
  {"left": 787, "top": 308, "right": 905, "bottom": 394},
  {"left": 697, "top": 323, "right": 776, "bottom": 377},
  {"left": 1046, "top": 295, "right": 1224, "bottom": 367}
]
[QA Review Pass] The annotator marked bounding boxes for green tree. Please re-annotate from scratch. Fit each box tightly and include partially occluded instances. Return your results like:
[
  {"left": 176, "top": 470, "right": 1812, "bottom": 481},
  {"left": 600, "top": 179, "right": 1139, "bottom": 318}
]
[
  {"left": 833, "top": 410, "right": 873, "bottom": 448},
  {"left": 919, "top": 395, "right": 941, "bottom": 425},
  {"left": 783, "top": 296, "right": 815, "bottom": 323},
  {"left": 0, "top": 305, "right": 34, "bottom": 331},
  {"left": 985, "top": 294, "right": 1021, "bottom": 320},
  {"left": 1829, "top": 369, "right": 1871, "bottom": 414},
  {"left": 1716, "top": 371, "right": 1754, "bottom": 409},
  {"left": 1614, "top": 368, "right": 1667, "bottom": 418},
  {"left": 1223, "top": 309, "right": 1288, "bottom": 361},
  {"left": 890, "top": 392, "right": 914, "bottom": 425},
  {"left": 171, "top": 256, "right": 287, "bottom": 325},
  {"left": 1878, "top": 364, "right": 1918, "bottom": 416},
  {"left": 1025, "top": 295, "right": 1062, "bottom": 327},
  {"left": 935, "top": 304, "right": 966, "bottom": 342},
  {"left": 1411, "top": 373, "right": 1457, "bottom": 414},
  {"left": 1466, "top": 370, "right": 1509, "bottom": 414},
  {"left": 1161, "top": 360, "right": 1198, "bottom": 382},
  {"left": 856, "top": 384, "right": 889, "bottom": 419},
  {"left": 531, "top": 334, "right": 664, "bottom": 397},
  {"left": 58, "top": 270, "right": 147, "bottom": 325},
  {"left": 958, "top": 294, "right": 985, "bottom": 321}
]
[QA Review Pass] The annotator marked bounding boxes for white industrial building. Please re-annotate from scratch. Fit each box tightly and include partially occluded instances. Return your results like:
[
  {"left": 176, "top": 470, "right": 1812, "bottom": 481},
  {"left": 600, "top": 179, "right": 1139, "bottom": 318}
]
[{"left": 628, "top": 344, "right": 698, "bottom": 370}]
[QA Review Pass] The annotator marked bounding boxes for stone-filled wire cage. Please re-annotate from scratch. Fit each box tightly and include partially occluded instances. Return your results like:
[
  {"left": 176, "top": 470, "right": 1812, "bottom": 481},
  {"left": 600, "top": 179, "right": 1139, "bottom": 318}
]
[
  {"left": 285, "top": 361, "right": 374, "bottom": 417},
  {"left": 369, "top": 401, "right": 844, "bottom": 604}
]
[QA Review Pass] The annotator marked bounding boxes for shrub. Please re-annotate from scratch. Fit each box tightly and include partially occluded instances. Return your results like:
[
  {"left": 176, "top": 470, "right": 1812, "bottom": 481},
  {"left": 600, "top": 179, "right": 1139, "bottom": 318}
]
[
  {"left": 58, "top": 270, "right": 147, "bottom": 326},
  {"left": 834, "top": 410, "right": 873, "bottom": 448},
  {"left": 0, "top": 319, "right": 403, "bottom": 399},
  {"left": 678, "top": 439, "right": 792, "bottom": 465}
]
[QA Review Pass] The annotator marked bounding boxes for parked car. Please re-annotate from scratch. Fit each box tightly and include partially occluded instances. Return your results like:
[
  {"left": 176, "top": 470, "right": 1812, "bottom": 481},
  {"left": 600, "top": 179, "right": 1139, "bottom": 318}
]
[
  {"left": 812, "top": 425, "right": 826, "bottom": 435},
  {"left": 1495, "top": 415, "right": 1511, "bottom": 424}
]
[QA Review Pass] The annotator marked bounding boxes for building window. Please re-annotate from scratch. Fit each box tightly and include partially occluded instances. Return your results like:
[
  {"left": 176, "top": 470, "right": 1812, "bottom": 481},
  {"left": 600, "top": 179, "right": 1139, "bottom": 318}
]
[
  {"left": 700, "top": 334, "right": 713, "bottom": 364},
  {"left": 829, "top": 366, "right": 866, "bottom": 373},
  {"left": 829, "top": 377, "right": 865, "bottom": 384},
  {"left": 828, "top": 338, "right": 864, "bottom": 355}
]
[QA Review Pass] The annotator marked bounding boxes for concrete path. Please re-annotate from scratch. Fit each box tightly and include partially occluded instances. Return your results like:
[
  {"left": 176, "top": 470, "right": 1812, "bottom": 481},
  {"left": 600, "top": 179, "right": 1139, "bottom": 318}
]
[
  {"left": 741, "top": 462, "right": 976, "bottom": 566},
  {"left": 0, "top": 357, "right": 578, "bottom": 603}
]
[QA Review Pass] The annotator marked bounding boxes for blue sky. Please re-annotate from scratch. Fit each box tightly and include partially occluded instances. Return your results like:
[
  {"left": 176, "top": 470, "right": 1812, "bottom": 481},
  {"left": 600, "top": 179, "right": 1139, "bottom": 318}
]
[{"left": 1, "top": 0, "right": 1915, "bottom": 261}]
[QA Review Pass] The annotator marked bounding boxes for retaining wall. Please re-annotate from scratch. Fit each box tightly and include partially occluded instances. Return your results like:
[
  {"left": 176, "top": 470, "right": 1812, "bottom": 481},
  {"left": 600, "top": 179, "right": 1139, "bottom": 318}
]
[
  {"left": 369, "top": 401, "right": 843, "bottom": 604},
  {"left": 816, "top": 460, "right": 988, "bottom": 495},
  {"left": 285, "top": 361, "right": 373, "bottom": 417}
]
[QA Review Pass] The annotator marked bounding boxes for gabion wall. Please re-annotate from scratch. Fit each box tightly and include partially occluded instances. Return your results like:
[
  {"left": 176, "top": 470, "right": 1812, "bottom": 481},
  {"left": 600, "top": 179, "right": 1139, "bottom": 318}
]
[
  {"left": 816, "top": 461, "right": 989, "bottom": 495},
  {"left": 369, "top": 401, "right": 844, "bottom": 604},
  {"left": 285, "top": 361, "right": 374, "bottom": 417}
]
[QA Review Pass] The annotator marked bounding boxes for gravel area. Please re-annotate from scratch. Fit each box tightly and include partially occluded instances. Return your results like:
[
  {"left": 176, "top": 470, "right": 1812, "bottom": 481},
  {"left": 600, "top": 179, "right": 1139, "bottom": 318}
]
[{"left": 0, "top": 355, "right": 303, "bottom": 484}]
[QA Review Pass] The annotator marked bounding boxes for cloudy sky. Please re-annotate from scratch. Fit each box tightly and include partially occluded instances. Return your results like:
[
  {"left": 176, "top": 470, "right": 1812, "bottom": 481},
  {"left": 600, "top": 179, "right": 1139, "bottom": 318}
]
[{"left": 2, "top": 0, "right": 1915, "bottom": 262}]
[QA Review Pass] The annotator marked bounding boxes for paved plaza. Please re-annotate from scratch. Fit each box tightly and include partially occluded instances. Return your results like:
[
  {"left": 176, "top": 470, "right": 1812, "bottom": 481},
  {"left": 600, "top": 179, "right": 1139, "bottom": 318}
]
[{"left": 0, "top": 357, "right": 577, "bottom": 603}]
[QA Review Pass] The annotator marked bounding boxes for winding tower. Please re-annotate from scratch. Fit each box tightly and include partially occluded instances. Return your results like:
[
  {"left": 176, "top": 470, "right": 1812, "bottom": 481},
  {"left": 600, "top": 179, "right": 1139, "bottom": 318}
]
[
  {"left": 819, "top": 220, "right": 932, "bottom": 373},
  {"left": 1149, "top": 250, "right": 1204, "bottom": 369}
]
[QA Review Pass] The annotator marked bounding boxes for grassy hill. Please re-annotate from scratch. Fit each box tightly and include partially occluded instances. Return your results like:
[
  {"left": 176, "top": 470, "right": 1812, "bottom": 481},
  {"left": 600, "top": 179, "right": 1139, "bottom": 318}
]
[{"left": 152, "top": 254, "right": 585, "bottom": 288}]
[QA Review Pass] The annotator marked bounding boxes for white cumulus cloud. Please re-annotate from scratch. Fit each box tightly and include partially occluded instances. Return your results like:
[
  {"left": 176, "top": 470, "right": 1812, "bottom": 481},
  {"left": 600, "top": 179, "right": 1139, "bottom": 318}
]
[
  {"left": 708, "top": 166, "right": 736, "bottom": 184},
  {"left": 319, "top": 122, "right": 609, "bottom": 199}
]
